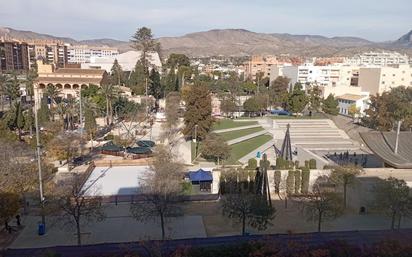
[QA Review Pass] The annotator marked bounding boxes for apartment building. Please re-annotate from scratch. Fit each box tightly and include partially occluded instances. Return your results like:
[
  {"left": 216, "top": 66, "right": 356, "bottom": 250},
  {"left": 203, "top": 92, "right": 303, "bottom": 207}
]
[
  {"left": 346, "top": 51, "right": 410, "bottom": 66},
  {"left": 270, "top": 64, "right": 359, "bottom": 89},
  {"left": 244, "top": 55, "right": 280, "bottom": 80},
  {"left": 68, "top": 45, "right": 119, "bottom": 64},
  {"left": 358, "top": 64, "right": 412, "bottom": 95},
  {"left": 0, "top": 40, "right": 29, "bottom": 73},
  {"left": 26, "top": 40, "right": 68, "bottom": 68},
  {"left": 337, "top": 94, "right": 369, "bottom": 117}
]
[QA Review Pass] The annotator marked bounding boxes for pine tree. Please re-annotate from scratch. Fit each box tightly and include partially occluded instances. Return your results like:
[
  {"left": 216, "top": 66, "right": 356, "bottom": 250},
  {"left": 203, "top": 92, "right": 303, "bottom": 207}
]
[
  {"left": 110, "top": 59, "right": 124, "bottom": 86},
  {"left": 128, "top": 61, "right": 146, "bottom": 95},
  {"left": 322, "top": 94, "right": 339, "bottom": 115},
  {"left": 148, "top": 69, "right": 163, "bottom": 100},
  {"left": 84, "top": 107, "right": 97, "bottom": 144},
  {"left": 287, "top": 83, "right": 308, "bottom": 114},
  {"left": 182, "top": 83, "right": 213, "bottom": 141}
]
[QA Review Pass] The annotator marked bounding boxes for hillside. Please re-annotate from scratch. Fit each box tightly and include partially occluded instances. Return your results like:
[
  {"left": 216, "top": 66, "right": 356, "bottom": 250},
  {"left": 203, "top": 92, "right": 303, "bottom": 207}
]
[{"left": 1, "top": 26, "right": 411, "bottom": 57}]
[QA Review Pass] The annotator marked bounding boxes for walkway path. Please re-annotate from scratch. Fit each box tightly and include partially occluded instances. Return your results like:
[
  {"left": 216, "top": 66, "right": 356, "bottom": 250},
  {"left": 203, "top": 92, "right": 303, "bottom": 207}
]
[
  {"left": 238, "top": 140, "right": 275, "bottom": 164},
  {"left": 226, "top": 130, "right": 269, "bottom": 145},
  {"left": 213, "top": 125, "right": 261, "bottom": 134}
]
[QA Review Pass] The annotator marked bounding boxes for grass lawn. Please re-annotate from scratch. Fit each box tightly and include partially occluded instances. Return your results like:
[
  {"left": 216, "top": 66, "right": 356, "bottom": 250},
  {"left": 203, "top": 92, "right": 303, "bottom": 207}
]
[
  {"left": 225, "top": 134, "right": 272, "bottom": 164},
  {"left": 218, "top": 127, "right": 264, "bottom": 141},
  {"left": 213, "top": 119, "right": 258, "bottom": 130}
]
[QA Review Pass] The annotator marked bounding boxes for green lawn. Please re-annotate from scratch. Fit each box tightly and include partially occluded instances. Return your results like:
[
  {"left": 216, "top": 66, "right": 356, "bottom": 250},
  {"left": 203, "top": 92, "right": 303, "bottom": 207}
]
[
  {"left": 218, "top": 127, "right": 264, "bottom": 141},
  {"left": 213, "top": 119, "right": 258, "bottom": 130},
  {"left": 224, "top": 134, "right": 273, "bottom": 164}
]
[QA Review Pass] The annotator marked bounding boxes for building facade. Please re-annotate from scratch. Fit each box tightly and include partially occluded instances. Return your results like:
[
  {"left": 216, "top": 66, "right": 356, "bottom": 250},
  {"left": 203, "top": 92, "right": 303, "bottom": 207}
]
[
  {"left": 337, "top": 94, "right": 369, "bottom": 117},
  {"left": 68, "top": 45, "right": 119, "bottom": 64},
  {"left": 34, "top": 60, "right": 108, "bottom": 109},
  {"left": 244, "top": 55, "right": 280, "bottom": 80},
  {"left": 26, "top": 40, "right": 68, "bottom": 68},
  {"left": 358, "top": 64, "right": 412, "bottom": 95},
  {"left": 0, "top": 40, "right": 29, "bottom": 73}
]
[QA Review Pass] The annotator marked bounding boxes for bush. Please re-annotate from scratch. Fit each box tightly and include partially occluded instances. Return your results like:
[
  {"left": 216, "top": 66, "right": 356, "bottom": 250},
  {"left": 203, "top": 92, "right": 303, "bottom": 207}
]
[
  {"left": 309, "top": 159, "right": 317, "bottom": 169},
  {"left": 104, "top": 134, "right": 114, "bottom": 140},
  {"left": 286, "top": 170, "right": 295, "bottom": 195},
  {"left": 301, "top": 169, "right": 310, "bottom": 194},
  {"left": 247, "top": 158, "right": 258, "bottom": 170},
  {"left": 294, "top": 170, "right": 301, "bottom": 194},
  {"left": 274, "top": 170, "right": 281, "bottom": 193},
  {"left": 304, "top": 160, "right": 309, "bottom": 168},
  {"left": 294, "top": 160, "right": 300, "bottom": 169}
]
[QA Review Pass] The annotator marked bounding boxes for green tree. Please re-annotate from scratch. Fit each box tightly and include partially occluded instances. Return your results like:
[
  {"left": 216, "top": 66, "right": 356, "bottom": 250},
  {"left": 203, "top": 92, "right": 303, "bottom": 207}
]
[
  {"left": 243, "top": 97, "right": 260, "bottom": 116},
  {"left": 109, "top": 59, "right": 124, "bottom": 86},
  {"left": 200, "top": 133, "right": 231, "bottom": 164},
  {"left": 148, "top": 68, "right": 163, "bottom": 100},
  {"left": 182, "top": 83, "right": 213, "bottom": 141},
  {"left": 5, "top": 73, "right": 21, "bottom": 106},
  {"left": 241, "top": 81, "right": 256, "bottom": 95},
  {"left": 24, "top": 107, "right": 34, "bottom": 136},
  {"left": 166, "top": 53, "right": 190, "bottom": 68},
  {"left": 4, "top": 101, "right": 25, "bottom": 140},
  {"left": 84, "top": 107, "right": 97, "bottom": 145},
  {"left": 221, "top": 193, "right": 276, "bottom": 235},
  {"left": 330, "top": 165, "right": 362, "bottom": 209},
  {"left": 0, "top": 73, "right": 7, "bottom": 111},
  {"left": 371, "top": 177, "right": 412, "bottom": 230},
  {"left": 322, "top": 94, "right": 339, "bottom": 115},
  {"left": 287, "top": 83, "right": 308, "bottom": 114},
  {"left": 131, "top": 27, "right": 160, "bottom": 75},
  {"left": 307, "top": 84, "right": 322, "bottom": 112},
  {"left": 220, "top": 97, "right": 237, "bottom": 117},
  {"left": 269, "top": 76, "right": 290, "bottom": 107},
  {"left": 37, "top": 97, "right": 51, "bottom": 126},
  {"left": 127, "top": 61, "right": 146, "bottom": 95}
]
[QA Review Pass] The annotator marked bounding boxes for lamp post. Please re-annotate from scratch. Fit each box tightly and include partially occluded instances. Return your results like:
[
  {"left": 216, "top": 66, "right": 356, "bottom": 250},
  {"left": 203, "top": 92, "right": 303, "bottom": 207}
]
[
  {"left": 193, "top": 124, "right": 199, "bottom": 158},
  {"left": 34, "top": 87, "right": 46, "bottom": 228}
]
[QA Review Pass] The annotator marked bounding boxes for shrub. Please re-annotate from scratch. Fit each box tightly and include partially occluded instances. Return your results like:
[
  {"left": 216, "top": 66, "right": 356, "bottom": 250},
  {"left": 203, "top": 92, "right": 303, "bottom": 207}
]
[
  {"left": 304, "top": 160, "right": 309, "bottom": 168},
  {"left": 294, "top": 160, "right": 300, "bottom": 169},
  {"left": 274, "top": 170, "right": 281, "bottom": 193},
  {"left": 247, "top": 158, "right": 257, "bottom": 170},
  {"left": 294, "top": 170, "right": 301, "bottom": 194},
  {"left": 104, "top": 134, "right": 114, "bottom": 140},
  {"left": 286, "top": 170, "right": 295, "bottom": 195},
  {"left": 309, "top": 159, "right": 317, "bottom": 169},
  {"left": 301, "top": 169, "right": 310, "bottom": 194}
]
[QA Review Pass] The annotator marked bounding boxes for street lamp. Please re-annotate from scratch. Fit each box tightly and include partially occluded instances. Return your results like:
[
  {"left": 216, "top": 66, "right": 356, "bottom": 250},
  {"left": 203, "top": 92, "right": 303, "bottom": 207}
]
[
  {"left": 34, "top": 87, "right": 46, "bottom": 229},
  {"left": 193, "top": 124, "right": 199, "bottom": 158}
]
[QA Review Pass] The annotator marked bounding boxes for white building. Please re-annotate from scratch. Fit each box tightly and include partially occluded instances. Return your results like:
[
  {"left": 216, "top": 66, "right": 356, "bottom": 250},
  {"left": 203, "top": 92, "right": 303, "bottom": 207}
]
[
  {"left": 336, "top": 94, "right": 370, "bottom": 117},
  {"left": 68, "top": 45, "right": 119, "bottom": 64},
  {"left": 345, "top": 51, "right": 410, "bottom": 67},
  {"left": 358, "top": 64, "right": 412, "bottom": 95},
  {"left": 81, "top": 51, "right": 162, "bottom": 72}
]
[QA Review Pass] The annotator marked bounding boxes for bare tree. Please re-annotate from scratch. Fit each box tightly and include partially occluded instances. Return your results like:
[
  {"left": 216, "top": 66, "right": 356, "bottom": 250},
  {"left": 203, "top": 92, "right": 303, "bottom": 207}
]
[
  {"left": 371, "top": 177, "right": 412, "bottom": 230},
  {"left": 330, "top": 165, "right": 362, "bottom": 209},
  {"left": 130, "top": 145, "right": 185, "bottom": 240},
  {"left": 46, "top": 132, "right": 81, "bottom": 170},
  {"left": 293, "top": 183, "right": 343, "bottom": 232},
  {"left": 221, "top": 193, "right": 276, "bottom": 235},
  {"left": 55, "top": 174, "right": 105, "bottom": 245},
  {"left": 0, "top": 192, "right": 20, "bottom": 232}
]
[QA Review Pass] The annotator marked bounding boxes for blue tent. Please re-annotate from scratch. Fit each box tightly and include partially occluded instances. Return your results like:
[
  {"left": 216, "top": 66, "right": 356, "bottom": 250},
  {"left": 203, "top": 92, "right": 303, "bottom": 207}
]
[{"left": 188, "top": 169, "right": 213, "bottom": 184}]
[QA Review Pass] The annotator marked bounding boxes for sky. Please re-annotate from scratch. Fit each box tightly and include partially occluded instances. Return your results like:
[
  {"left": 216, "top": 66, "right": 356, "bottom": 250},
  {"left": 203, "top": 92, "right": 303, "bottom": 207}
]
[{"left": 0, "top": 0, "right": 411, "bottom": 42}]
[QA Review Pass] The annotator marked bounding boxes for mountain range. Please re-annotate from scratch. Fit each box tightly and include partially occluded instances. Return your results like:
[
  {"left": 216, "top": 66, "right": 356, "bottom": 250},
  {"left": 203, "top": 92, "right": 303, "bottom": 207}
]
[{"left": 1, "top": 26, "right": 411, "bottom": 57}]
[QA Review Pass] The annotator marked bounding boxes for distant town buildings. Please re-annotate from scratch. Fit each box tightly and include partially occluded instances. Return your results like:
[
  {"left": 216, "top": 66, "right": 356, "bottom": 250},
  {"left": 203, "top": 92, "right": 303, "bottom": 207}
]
[
  {"left": 345, "top": 51, "right": 410, "bottom": 66},
  {"left": 81, "top": 51, "right": 162, "bottom": 72},
  {"left": 67, "top": 45, "right": 119, "bottom": 64},
  {"left": 26, "top": 40, "right": 68, "bottom": 68},
  {"left": 244, "top": 55, "right": 280, "bottom": 80}
]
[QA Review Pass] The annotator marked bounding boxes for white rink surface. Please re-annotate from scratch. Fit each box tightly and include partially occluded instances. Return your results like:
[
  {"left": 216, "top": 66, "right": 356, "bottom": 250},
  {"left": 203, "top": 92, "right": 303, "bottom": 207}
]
[{"left": 82, "top": 166, "right": 150, "bottom": 196}]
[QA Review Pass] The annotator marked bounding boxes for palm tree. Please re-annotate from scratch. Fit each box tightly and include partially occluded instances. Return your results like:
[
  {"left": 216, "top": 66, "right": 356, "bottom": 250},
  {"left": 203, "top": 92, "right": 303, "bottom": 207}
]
[
  {"left": 45, "top": 84, "right": 61, "bottom": 121},
  {"left": 100, "top": 84, "right": 117, "bottom": 125}
]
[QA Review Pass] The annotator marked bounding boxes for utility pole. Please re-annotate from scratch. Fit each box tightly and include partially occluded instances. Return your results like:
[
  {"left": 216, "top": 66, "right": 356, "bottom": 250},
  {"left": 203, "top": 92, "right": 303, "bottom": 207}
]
[
  {"left": 79, "top": 88, "right": 83, "bottom": 155},
  {"left": 34, "top": 89, "right": 46, "bottom": 228},
  {"left": 394, "top": 120, "right": 402, "bottom": 154}
]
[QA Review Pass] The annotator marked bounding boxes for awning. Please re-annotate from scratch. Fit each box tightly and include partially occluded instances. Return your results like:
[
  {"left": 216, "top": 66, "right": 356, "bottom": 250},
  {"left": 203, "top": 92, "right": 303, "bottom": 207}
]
[
  {"left": 137, "top": 140, "right": 155, "bottom": 148},
  {"left": 100, "top": 142, "right": 124, "bottom": 152},
  {"left": 127, "top": 147, "right": 152, "bottom": 155},
  {"left": 188, "top": 169, "right": 213, "bottom": 182}
]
